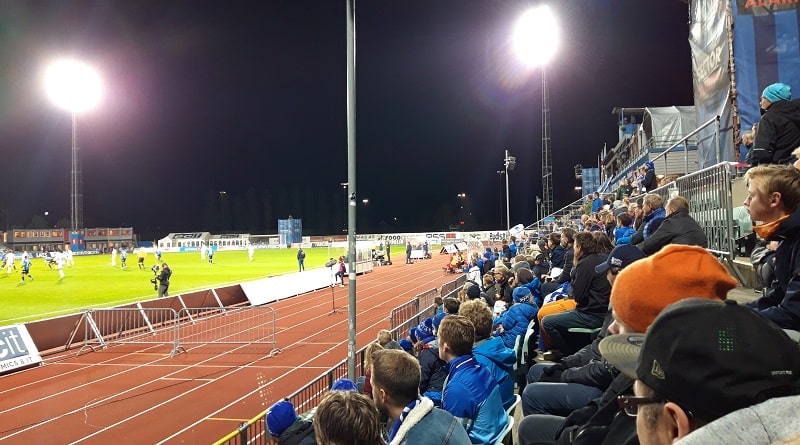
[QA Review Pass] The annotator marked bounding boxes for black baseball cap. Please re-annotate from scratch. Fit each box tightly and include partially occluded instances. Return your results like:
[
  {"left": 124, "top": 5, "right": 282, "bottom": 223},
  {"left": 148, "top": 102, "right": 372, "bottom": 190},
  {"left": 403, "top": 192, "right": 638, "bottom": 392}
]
[
  {"left": 595, "top": 244, "right": 646, "bottom": 274},
  {"left": 600, "top": 298, "right": 800, "bottom": 420}
]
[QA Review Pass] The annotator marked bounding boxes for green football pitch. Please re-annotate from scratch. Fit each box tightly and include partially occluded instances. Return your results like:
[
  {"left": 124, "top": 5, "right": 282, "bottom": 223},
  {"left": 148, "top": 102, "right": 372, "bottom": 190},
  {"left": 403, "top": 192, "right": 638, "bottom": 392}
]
[{"left": 0, "top": 247, "right": 348, "bottom": 326}]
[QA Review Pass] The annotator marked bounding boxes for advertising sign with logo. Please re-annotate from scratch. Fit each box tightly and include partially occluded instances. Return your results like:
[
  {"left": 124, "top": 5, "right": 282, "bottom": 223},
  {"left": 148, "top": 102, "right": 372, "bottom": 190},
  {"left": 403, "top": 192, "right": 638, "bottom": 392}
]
[{"left": 0, "top": 325, "right": 42, "bottom": 375}]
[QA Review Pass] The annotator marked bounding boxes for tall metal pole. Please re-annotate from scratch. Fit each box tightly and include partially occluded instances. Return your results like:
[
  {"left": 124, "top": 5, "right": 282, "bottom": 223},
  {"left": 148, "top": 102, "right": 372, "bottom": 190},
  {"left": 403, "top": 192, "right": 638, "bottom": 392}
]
[
  {"left": 496, "top": 171, "right": 504, "bottom": 230},
  {"left": 345, "top": 0, "right": 357, "bottom": 381},
  {"left": 541, "top": 67, "right": 553, "bottom": 217},
  {"left": 505, "top": 150, "right": 511, "bottom": 231},
  {"left": 70, "top": 111, "right": 83, "bottom": 232}
]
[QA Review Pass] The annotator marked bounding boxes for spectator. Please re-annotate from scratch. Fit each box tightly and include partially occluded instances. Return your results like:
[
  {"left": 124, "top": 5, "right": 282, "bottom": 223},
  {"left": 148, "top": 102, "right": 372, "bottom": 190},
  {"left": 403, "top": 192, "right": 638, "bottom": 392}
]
[
  {"left": 750, "top": 82, "right": 800, "bottom": 166},
  {"left": 465, "top": 284, "right": 494, "bottom": 308},
  {"left": 465, "top": 259, "right": 481, "bottom": 283},
  {"left": 482, "top": 273, "right": 498, "bottom": 302},
  {"left": 591, "top": 192, "right": 604, "bottom": 214},
  {"left": 517, "top": 244, "right": 737, "bottom": 445},
  {"left": 743, "top": 164, "right": 800, "bottom": 330},
  {"left": 613, "top": 212, "right": 636, "bottom": 246},
  {"left": 377, "top": 329, "right": 402, "bottom": 350},
  {"left": 520, "top": 245, "right": 646, "bottom": 418},
  {"left": 643, "top": 161, "right": 658, "bottom": 192},
  {"left": 398, "top": 338, "right": 413, "bottom": 354},
  {"left": 370, "top": 349, "right": 471, "bottom": 445},
  {"left": 414, "top": 318, "right": 447, "bottom": 406},
  {"left": 638, "top": 195, "right": 708, "bottom": 255},
  {"left": 434, "top": 296, "right": 445, "bottom": 314},
  {"left": 515, "top": 267, "right": 543, "bottom": 307},
  {"left": 547, "top": 233, "right": 566, "bottom": 270},
  {"left": 497, "top": 287, "right": 539, "bottom": 349},
  {"left": 332, "top": 377, "right": 359, "bottom": 392},
  {"left": 314, "top": 391, "right": 384, "bottom": 445},
  {"left": 438, "top": 316, "right": 508, "bottom": 444},
  {"left": 541, "top": 232, "right": 611, "bottom": 356},
  {"left": 443, "top": 298, "right": 461, "bottom": 315},
  {"left": 361, "top": 342, "right": 384, "bottom": 397},
  {"left": 491, "top": 264, "right": 514, "bottom": 305},
  {"left": 267, "top": 399, "right": 315, "bottom": 445},
  {"left": 406, "top": 241, "right": 413, "bottom": 264},
  {"left": 601, "top": 298, "right": 800, "bottom": 445},
  {"left": 481, "top": 250, "right": 495, "bottom": 275},
  {"left": 458, "top": 299, "right": 516, "bottom": 411},
  {"left": 629, "top": 193, "right": 666, "bottom": 245},
  {"left": 540, "top": 228, "right": 576, "bottom": 297}
]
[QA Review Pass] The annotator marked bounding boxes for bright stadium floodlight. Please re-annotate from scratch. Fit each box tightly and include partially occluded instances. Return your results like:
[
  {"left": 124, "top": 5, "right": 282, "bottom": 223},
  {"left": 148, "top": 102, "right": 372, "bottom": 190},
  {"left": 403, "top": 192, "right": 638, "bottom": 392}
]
[
  {"left": 513, "top": 5, "right": 559, "bottom": 218},
  {"left": 513, "top": 5, "right": 559, "bottom": 68},
  {"left": 43, "top": 58, "right": 103, "bottom": 232},
  {"left": 44, "top": 59, "right": 103, "bottom": 113}
]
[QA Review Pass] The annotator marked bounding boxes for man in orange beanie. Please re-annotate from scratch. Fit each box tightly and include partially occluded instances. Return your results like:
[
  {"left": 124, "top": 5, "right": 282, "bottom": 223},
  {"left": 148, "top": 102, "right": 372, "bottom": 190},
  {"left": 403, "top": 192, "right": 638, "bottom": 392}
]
[{"left": 517, "top": 244, "right": 737, "bottom": 445}]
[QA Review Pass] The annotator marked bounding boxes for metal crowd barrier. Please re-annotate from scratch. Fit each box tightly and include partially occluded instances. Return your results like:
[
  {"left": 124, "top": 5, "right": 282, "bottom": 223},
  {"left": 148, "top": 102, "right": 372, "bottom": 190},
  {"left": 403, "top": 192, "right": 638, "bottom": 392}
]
[
  {"left": 77, "top": 305, "right": 278, "bottom": 358},
  {"left": 215, "top": 275, "right": 465, "bottom": 445},
  {"left": 177, "top": 306, "right": 277, "bottom": 354},
  {"left": 77, "top": 306, "right": 180, "bottom": 356}
]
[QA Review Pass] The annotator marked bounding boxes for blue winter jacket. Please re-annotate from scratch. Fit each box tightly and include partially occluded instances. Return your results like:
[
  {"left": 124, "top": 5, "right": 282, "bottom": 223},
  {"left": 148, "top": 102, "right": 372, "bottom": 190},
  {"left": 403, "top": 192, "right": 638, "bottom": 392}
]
[
  {"left": 614, "top": 226, "right": 637, "bottom": 245},
  {"left": 473, "top": 337, "right": 516, "bottom": 411},
  {"left": 499, "top": 301, "right": 538, "bottom": 349},
  {"left": 442, "top": 355, "right": 508, "bottom": 445}
]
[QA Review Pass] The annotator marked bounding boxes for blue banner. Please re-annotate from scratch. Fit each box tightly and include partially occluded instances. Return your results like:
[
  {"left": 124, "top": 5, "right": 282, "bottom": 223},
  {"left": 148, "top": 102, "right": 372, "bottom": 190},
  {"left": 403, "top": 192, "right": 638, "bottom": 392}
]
[{"left": 732, "top": 1, "right": 800, "bottom": 147}]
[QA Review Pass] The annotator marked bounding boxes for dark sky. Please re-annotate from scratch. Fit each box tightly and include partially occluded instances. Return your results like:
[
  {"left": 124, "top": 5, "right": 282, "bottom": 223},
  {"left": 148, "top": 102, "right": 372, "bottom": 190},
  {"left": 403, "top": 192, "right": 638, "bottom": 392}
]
[{"left": 0, "top": 1, "right": 693, "bottom": 239}]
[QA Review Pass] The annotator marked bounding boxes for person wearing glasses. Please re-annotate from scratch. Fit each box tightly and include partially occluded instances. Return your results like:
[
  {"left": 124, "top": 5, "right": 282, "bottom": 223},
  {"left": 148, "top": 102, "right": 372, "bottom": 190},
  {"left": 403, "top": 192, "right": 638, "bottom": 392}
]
[
  {"left": 517, "top": 245, "right": 736, "bottom": 445},
  {"left": 601, "top": 298, "right": 800, "bottom": 445}
]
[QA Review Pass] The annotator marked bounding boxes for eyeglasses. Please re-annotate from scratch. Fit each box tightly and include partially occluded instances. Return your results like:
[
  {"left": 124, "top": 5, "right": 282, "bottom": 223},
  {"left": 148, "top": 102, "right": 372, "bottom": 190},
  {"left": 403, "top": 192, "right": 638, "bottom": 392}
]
[{"left": 617, "top": 395, "right": 666, "bottom": 417}]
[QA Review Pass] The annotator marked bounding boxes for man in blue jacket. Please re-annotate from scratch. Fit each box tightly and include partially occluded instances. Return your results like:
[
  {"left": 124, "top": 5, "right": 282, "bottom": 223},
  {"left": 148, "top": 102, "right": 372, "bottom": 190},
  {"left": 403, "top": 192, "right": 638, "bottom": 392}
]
[
  {"left": 438, "top": 316, "right": 508, "bottom": 444},
  {"left": 371, "top": 349, "right": 470, "bottom": 445},
  {"left": 458, "top": 299, "right": 516, "bottom": 411}
]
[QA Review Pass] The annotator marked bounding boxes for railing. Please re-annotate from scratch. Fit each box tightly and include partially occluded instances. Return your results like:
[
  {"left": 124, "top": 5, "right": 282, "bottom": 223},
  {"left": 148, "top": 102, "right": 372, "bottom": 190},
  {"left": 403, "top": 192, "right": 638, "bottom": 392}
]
[
  {"left": 77, "top": 305, "right": 277, "bottom": 357},
  {"left": 214, "top": 275, "right": 465, "bottom": 445},
  {"left": 650, "top": 115, "right": 720, "bottom": 176}
]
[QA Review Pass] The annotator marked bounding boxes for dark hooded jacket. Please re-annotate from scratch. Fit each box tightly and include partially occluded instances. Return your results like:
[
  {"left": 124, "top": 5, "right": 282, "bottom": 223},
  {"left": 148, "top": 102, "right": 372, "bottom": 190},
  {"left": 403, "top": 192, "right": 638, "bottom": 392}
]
[
  {"left": 751, "top": 98, "right": 800, "bottom": 166},
  {"left": 638, "top": 208, "right": 708, "bottom": 255}
]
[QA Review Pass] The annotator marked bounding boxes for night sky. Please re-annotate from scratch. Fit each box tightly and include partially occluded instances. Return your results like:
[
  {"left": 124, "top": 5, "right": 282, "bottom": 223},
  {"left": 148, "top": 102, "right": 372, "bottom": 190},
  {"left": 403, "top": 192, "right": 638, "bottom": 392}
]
[{"left": 0, "top": 1, "right": 693, "bottom": 240}]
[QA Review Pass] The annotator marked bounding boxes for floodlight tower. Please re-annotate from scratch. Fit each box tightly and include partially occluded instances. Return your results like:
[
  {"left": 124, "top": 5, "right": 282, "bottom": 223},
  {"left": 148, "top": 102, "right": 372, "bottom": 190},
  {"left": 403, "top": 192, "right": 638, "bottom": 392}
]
[
  {"left": 44, "top": 59, "right": 103, "bottom": 232},
  {"left": 513, "top": 5, "right": 559, "bottom": 217}
]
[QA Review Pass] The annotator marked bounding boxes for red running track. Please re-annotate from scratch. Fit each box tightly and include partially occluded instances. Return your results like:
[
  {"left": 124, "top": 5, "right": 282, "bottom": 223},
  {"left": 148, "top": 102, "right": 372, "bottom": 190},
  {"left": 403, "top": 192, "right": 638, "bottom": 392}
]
[{"left": 0, "top": 260, "right": 456, "bottom": 444}]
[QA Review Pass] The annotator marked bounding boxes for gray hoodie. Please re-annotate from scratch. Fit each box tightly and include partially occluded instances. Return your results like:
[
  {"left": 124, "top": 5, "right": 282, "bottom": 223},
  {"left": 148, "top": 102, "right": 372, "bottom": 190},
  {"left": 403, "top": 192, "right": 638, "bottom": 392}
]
[{"left": 676, "top": 395, "right": 800, "bottom": 445}]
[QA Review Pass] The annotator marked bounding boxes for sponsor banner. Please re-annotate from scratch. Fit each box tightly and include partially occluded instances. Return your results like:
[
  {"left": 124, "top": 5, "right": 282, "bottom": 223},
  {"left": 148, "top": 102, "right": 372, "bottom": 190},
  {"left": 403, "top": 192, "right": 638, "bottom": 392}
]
[
  {"left": 0, "top": 325, "right": 42, "bottom": 375},
  {"left": 690, "top": 0, "right": 733, "bottom": 167}
]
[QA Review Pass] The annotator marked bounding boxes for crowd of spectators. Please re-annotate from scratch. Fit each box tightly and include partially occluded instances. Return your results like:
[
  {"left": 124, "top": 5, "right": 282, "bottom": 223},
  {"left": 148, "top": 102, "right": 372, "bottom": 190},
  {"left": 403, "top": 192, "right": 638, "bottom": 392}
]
[{"left": 261, "top": 94, "right": 800, "bottom": 442}]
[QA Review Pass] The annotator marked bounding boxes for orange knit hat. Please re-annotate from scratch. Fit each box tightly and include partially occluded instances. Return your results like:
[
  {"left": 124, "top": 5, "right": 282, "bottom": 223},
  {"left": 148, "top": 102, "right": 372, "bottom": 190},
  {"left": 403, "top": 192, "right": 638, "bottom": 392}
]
[{"left": 610, "top": 245, "right": 737, "bottom": 333}]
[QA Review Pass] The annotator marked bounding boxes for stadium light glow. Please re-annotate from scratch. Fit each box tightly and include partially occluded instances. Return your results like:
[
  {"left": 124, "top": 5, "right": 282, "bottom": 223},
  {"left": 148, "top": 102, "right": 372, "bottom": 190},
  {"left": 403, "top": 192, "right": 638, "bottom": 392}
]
[
  {"left": 513, "top": 5, "right": 559, "bottom": 68},
  {"left": 44, "top": 59, "right": 103, "bottom": 113},
  {"left": 43, "top": 58, "right": 103, "bottom": 232}
]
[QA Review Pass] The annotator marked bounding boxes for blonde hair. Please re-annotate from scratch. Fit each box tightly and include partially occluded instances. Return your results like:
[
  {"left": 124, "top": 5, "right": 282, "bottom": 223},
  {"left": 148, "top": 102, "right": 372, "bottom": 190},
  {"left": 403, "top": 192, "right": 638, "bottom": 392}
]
[
  {"left": 363, "top": 342, "right": 384, "bottom": 372},
  {"left": 376, "top": 330, "right": 393, "bottom": 346},
  {"left": 746, "top": 164, "right": 800, "bottom": 212},
  {"left": 643, "top": 193, "right": 664, "bottom": 210}
]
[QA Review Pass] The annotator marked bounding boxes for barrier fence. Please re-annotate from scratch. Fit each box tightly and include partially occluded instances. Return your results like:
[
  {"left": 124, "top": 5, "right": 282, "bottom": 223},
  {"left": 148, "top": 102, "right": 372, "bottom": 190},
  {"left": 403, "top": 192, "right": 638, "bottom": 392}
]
[
  {"left": 214, "top": 275, "right": 464, "bottom": 445},
  {"left": 649, "top": 161, "right": 746, "bottom": 283},
  {"left": 77, "top": 305, "right": 277, "bottom": 357}
]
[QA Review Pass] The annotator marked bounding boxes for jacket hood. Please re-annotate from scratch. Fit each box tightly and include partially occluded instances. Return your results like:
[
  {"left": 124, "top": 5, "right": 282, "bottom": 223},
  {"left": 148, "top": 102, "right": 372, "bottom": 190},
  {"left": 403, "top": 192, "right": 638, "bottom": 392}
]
[
  {"left": 473, "top": 337, "right": 516, "bottom": 367},
  {"left": 769, "top": 98, "right": 800, "bottom": 128},
  {"left": 675, "top": 395, "right": 800, "bottom": 445}
]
